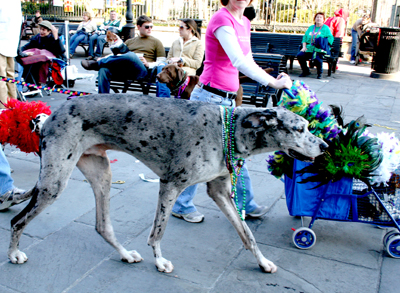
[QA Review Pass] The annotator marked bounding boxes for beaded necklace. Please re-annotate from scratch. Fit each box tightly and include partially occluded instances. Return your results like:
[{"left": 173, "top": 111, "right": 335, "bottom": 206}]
[{"left": 220, "top": 106, "right": 246, "bottom": 221}]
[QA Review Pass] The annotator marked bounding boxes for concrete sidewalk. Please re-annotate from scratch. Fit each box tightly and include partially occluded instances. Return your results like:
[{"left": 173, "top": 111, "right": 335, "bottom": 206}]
[{"left": 0, "top": 43, "right": 400, "bottom": 292}]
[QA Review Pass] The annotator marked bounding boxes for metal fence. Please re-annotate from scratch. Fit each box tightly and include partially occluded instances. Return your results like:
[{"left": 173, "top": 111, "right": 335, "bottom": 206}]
[{"left": 24, "top": 0, "right": 390, "bottom": 33}]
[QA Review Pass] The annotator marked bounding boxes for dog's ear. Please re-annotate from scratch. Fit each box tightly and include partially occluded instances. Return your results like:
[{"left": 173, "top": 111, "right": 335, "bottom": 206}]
[{"left": 241, "top": 109, "right": 278, "bottom": 128}]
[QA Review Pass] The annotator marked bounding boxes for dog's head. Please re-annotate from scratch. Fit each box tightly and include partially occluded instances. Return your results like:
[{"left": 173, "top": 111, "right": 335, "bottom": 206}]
[
  {"left": 156, "top": 64, "right": 186, "bottom": 89},
  {"left": 106, "top": 31, "right": 120, "bottom": 44},
  {"left": 238, "top": 107, "right": 328, "bottom": 162},
  {"left": 29, "top": 113, "right": 49, "bottom": 135}
]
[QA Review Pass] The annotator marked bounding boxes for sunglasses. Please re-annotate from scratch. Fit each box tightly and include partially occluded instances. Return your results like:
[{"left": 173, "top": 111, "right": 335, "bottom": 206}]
[
  {"left": 179, "top": 26, "right": 188, "bottom": 30},
  {"left": 144, "top": 25, "right": 153, "bottom": 29}
]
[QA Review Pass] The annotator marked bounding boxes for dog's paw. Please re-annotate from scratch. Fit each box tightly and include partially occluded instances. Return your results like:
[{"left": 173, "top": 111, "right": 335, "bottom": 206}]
[
  {"left": 259, "top": 257, "right": 277, "bottom": 273},
  {"left": 155, "top": 257, "right": 174, "bottom": 273},
  {"left": 8, "top": 250, "right": 28, "bottom": 264},
  {"left": 121, "top": 250, "right": 143, "bottom": 263}
]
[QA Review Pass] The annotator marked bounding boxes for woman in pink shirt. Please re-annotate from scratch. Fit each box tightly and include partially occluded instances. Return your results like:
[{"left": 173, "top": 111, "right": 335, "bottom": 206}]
[{"left": 172, "top": 0, "right": 292, "bottom": 223}]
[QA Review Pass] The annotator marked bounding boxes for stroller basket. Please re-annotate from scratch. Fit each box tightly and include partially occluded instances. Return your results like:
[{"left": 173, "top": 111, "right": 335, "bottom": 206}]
[{"left": 285, "top": 159, "right": 400, "bottom": 257}]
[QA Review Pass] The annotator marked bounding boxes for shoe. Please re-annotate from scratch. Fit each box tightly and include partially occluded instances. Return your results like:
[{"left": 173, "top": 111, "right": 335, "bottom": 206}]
[
  {"left": 81, "top": 60, "right": 100, "bottom": 71},
  {"left": 86, "top": 56, "right": 95, "bottom": 60},
  {"left": 247, "top": 205, "right": 268, "bottom": 218},
  {"left": 350, "top": 60, "right": 355, "bottom": 64},
  {"left": 69, "top": 54, "right": 73, "bottom": 59},
  {"left": 172, "top": 211, "right": 204, "bottom": 223},
  {"left": 317, "top": 74, "right": 322, "bottom": 79},
  {"left": 0, "top": 187, "right": 27, "bottom": 211},
  {"left": 298, "top": 71, "right": 311, "bottom": 77}
]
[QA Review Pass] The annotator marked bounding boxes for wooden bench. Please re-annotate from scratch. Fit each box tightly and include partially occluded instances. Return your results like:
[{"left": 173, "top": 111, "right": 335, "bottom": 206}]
[
  {"left": 250, "top": 32, "right": 343, "bottom": 76},
  {"left": 94, "top": 50, "right": 286, "bottom": 108},
  {"left": 241, "top": 53, "right": 287, "bottom": 107}
]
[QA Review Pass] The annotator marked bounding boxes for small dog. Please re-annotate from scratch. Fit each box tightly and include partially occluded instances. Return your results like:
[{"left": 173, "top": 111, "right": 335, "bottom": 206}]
[
  {"left": 4, "top": 94, "right": 327, "bottom": 274},
  {"left": 106, "top": 31, "right": 129, "bottom": 55},
  {"left": 157, "top": 64, "right": 274, "bottom": 106}
]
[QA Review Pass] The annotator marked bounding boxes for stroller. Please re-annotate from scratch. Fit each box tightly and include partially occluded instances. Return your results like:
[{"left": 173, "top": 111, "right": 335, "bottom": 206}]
[
  {"left": 15, "top": 57, "right": 67, "bottom": 99},
  {"left": 285, "top": 160, "right": 400, "bottom": 258},
  {"left": 355, "top": 23, "right": 379, "bottom": 65}
]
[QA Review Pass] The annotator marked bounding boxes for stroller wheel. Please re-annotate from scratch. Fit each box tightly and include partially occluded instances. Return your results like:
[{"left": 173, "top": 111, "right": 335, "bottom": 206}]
[
  {"left": 292, "top": 227, "right": 316, "bottom": 249},
  {"left": 386, "top": 235, "right": 400, "bottom": 258},
  {"left": 383, "top": 229, "right": 400, "bottom": 247}
]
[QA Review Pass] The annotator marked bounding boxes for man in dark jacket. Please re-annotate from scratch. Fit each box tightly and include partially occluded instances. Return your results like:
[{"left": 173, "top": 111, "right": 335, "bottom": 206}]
[{"left": 19, "top": 20, "right": 66, "bottom": 85}]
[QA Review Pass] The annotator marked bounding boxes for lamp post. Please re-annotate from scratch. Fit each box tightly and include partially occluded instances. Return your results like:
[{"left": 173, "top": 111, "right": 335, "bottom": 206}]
[
  {"left": 293, "top": 0, "right": 298, "bottom": 23},
  {"left": 121, "top": 0, "right": 135, "bottom": 41}
]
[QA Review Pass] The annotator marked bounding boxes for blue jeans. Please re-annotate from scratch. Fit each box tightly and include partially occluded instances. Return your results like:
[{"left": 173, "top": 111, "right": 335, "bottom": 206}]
[
  {"left": 156, "top": 62, "right": 171, "bottom": 98},
  {"left": 89, "top": 34, "right": 107, "bottom": 57},
  {"left": 97, "top": 52, "right": 148, "bottom": 93},
  {"left": 172, "top": 86, "right": 258, "bottom": 214},
  {"left": 0, "top": 147, "right": 14, "bottom": 195},
  {"left": 69, "top": 33, "right": 87, "bottom": 55},
  {"left": 351, "top": 29, "right": 358, "bottom": 61}
]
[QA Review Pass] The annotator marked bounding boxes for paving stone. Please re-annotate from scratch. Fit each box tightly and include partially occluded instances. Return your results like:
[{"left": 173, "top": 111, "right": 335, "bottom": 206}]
[{"left": 0, "top": 222, "right": 120, "bottom": 293}]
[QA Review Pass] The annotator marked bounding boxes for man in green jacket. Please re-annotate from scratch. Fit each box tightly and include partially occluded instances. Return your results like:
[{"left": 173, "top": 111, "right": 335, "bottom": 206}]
[
  {"left": 87, "top": 10, "right": 123, "bottom": 60},
  {"left": 297, "top": 12, "right": 334, "bottom": 79}
]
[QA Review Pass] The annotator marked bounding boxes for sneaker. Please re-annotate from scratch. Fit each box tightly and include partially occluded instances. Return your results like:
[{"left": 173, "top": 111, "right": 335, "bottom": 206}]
[
  {"left": 81, "top": 60, "right": 100, "bottom": 71},
  {"left": 350, "top": 60, "right": 355, "bottom": 64},
  {"left": 299, "top": 71, "right": 311, "bottom": 77},
  {"left": 0, "top": 188, "right": 27, "bottom": 211},
  {"left": 247, "top": 205, "right": 268, "bottom": 218},
  {"left": 172, "top": 211, "right": 204, "bottom": 223}
]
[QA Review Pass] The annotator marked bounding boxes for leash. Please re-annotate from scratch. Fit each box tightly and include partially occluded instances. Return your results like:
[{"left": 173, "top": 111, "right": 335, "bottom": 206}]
[
  {"left": 0, "top": 76, "right": 92, "bottom": 97},
  {"left": 220, "top": 105, "right": 246, "bottom": 221}
]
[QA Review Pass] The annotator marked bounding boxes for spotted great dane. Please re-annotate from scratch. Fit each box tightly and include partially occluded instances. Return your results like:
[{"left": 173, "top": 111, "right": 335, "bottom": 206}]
[{"left": 2, "top": 94, "right": 327, "bottom": 273}]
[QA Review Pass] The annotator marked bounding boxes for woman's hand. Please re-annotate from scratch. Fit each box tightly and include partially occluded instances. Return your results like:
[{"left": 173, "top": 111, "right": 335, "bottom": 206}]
[
  {"left": 271, "top": 73, "right": 292, "bottom": 89},
  {"left": 25, "top": 52, "right": 34, "bottom": 56}
]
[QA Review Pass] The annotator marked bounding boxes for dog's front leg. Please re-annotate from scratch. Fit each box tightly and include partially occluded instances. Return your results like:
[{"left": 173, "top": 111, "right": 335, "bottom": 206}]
[
  {"left": 77, "top": 154, "right": 143, "bottom": 263},
  {"left": 207, "top": 176, "right": 277, "bottom": 273},
  {"left": 147, "top": 181, "right": 181, "bottom": 273}
]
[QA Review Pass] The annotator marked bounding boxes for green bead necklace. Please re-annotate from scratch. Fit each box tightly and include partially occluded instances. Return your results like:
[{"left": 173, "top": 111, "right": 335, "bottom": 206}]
[{"left": 220, "top": 106, "right": 246, "bottom": 221}]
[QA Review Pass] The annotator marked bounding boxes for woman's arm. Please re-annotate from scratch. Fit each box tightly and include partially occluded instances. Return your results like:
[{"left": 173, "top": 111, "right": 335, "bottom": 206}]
[
  {"left": 181, "top": 41, "right": 204, "bottom": 70},
  {"left": 214, "top": 26, "right": 291, "bottom": 89}
]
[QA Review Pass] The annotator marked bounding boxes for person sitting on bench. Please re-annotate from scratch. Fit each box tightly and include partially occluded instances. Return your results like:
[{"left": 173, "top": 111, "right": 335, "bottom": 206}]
[
  {"left": 87, "top": 10, "right": 122, "bottom": 61},
  {"left": 297, "top": 12, "right": 333, "bottom": 79},
  {"left": 81, "top": 15, "right": 169, "bottom": 96},
  {"left": 69, "top": 12, "right": 97, "bottom": 59}
]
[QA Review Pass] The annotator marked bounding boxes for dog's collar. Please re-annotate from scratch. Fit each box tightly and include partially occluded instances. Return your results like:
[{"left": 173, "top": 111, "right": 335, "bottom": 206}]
[
  {"left": 220, "top": 106, "right": 246, "bottom": 221},
  {"left": 173, "top": 76, "right": 190, "bottom": 99},
  {"left": 170, "top": 70, "right": 187, "bottom": 92}
]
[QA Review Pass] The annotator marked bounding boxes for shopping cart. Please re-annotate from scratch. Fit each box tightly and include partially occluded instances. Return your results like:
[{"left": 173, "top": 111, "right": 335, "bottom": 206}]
[{"left": 285, "top": 159, "right": 400, "bottom": 258}]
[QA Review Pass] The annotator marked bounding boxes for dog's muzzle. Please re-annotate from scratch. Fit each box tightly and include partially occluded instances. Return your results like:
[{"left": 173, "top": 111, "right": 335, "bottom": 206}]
[{"left": 198, "top": 82, "right": 237, "bottom": 100}]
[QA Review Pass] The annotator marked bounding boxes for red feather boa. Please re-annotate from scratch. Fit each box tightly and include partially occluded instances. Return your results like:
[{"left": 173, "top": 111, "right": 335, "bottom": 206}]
[{"left": 0, "top": 99, "right": 51, "bottom": 154}]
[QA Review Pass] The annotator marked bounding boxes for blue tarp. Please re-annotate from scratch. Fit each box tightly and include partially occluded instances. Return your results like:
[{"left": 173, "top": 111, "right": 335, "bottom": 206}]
[{"left": 284, "top": 159, "right": 353, "bottom": 220}]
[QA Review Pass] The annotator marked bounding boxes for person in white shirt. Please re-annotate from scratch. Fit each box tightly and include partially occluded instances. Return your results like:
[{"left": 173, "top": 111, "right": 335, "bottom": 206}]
[{"left": 0, "top": 0, "right": 22, "bottom": 107}]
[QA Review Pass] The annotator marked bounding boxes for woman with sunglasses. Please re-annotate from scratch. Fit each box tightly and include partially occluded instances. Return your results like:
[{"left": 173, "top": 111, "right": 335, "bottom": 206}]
[
  {"left": 166, "top": 19, "right": 204, "bottom": 76},
  {"left": 172, "top": 0, "right": 291, "bottom": 223}
]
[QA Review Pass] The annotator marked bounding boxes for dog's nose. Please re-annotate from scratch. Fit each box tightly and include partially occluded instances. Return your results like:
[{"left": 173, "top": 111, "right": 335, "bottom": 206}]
[{"left": 320, "top": 142, "right": 329, "bottom": 152}]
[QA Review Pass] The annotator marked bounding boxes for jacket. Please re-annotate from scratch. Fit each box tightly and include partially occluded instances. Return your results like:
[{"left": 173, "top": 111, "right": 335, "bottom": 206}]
[
  {"left": 302, "top": 24, "right": 334, "bottom": 54},
  {"left": 21, "top": 33, "right": 66, "bottom": 60},
  {"left": 167, "top": 37, "right": 204, "bottom": 76},
  {"left": 324, "top": 9, "right": 349, "bottom": 38}
]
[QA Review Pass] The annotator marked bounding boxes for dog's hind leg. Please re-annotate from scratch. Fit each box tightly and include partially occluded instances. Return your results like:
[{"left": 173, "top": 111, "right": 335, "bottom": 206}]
[
  {"left": 76, "top": 154, "right": 143, "bottom": 263},
  {"left": 207, "top": 176, "right": 277, "bottom": 273},
  {"left": 147, "top": 182, "right": 181, "bottom": 273}
]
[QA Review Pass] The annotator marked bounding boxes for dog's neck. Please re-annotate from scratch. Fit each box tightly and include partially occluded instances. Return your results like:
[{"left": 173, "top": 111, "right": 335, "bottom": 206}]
[{"left": 169, "top": 70, "right": 188, "bottom": 93}]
